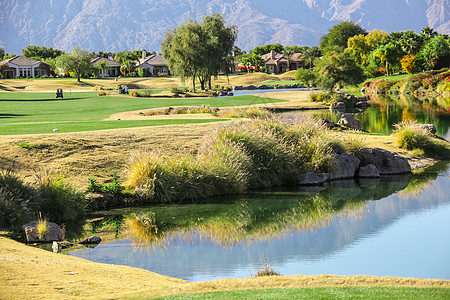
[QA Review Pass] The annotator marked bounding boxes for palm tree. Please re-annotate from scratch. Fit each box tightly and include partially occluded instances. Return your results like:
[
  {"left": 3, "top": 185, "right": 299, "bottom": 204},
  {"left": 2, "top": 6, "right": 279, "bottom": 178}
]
[{"left": 282, "top": 49, "right": 294, "bottom": 71}]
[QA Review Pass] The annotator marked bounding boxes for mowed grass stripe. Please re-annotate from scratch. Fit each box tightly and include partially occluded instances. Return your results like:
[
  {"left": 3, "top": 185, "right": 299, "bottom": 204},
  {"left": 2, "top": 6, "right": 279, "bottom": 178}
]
[
  {"left": 0, "top": 119, "right": 227, "bottom": 135},
  {"left": 0, "top": 92, "right": 286, "bottom": 134}
]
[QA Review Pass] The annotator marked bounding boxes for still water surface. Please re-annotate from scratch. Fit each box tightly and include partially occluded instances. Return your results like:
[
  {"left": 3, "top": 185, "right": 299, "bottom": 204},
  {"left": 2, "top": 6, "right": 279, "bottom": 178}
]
[{"left": 69, "top": 163, "right": 450, "bottom": 282}]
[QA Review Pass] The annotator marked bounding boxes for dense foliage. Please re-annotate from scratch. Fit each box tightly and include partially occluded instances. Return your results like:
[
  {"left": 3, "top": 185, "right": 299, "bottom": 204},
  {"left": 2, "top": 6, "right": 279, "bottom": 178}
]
[{"left": 161, "top": 13, "right": 237, "bottom": 91}]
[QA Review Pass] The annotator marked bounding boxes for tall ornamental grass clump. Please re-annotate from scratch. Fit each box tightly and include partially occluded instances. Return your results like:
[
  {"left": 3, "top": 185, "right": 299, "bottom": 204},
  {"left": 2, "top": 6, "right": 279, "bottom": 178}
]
[
  {"left": 0, "top": 171, "right": 39, "bottom": 231},
  {"left": 125, "top": 117, "right": 341, "bottom": 203},
  {"left": 36, "top": 172, "right": 86, "bottom": 238},
  {"left": 393, "top": 120, "right": 450, "bottom": 159},
  {"left": 393, "top": 120, "right": 433, "bottom": 150}
]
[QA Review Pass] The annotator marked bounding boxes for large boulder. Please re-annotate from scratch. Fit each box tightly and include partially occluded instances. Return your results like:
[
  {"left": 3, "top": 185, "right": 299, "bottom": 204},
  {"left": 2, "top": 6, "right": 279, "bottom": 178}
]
[
  {"left": 355, "top": 148, "right": 411, "bottom": 175},
  {"left": 337, "top": 113, "right": 363, "bottom": 131},
  {"left": 419, "top": 124, "right": 437, "bottom": 135},
  {"left": 329, "top": 153, "right": 361, "bottom": 180},
  {"left": 299, "top": 172, "right": 329, "bottom": 185},
  {"left": 357, "top": 164, "right": 380, "bottom": 178},
  {"left": 330, "top": 101, "right": 346, "bottom": 111},
  {"left": 79, "top": 236, "right": 102, "bottom": 245},
  {"left": 23, "top": 221, "right": 64, "bottom": 243}
]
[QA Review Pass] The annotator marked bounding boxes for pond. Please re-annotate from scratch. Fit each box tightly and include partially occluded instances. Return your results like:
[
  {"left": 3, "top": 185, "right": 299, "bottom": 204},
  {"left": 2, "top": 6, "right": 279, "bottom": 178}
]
[
  {"left": 68, "top": 162, "right": 450, "bottom": 282},
  {"left": 295, "top": 93, "right": 450, "bottom": 140}
]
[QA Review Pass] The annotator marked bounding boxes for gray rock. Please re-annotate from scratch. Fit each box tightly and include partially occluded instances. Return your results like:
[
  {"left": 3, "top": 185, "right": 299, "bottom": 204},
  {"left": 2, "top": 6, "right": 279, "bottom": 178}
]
[
  {"left": 299, "top": 172, "right": 329, "bottom": 185},
  {"left": 330, "top": 101, "right": 346, "bottom": 111},
  {"left": 23, "top": 221, "right": 64, "bottom": 243},
  {"left": 329, "top": 153, "right": 361, "bottom": 180},
  {"left": 337, "top": 113, "right": 363, "bottom": 131},
  {"left": 419, "top": 123, "right": 437, "bottom": 135},
  {"left": 357, "top": 164, "right": 380, "bottom": 178},
  {"left": 79, "top": 236, "right": 102, "bottom": 244},
  {"left": 355, "top": 148, "right": 411, "bottom": 175},
  {"left": 355, "top": 101, "right": 371, "bottom": 108}
]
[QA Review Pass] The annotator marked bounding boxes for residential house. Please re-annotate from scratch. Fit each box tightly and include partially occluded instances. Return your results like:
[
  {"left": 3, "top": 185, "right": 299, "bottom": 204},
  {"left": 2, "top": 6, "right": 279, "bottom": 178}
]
[
  {"left": 135, "top": 51, "right": 169, "bottom": 76},
  {"left": 0, "top": 56, "right": 50, "bottom": 78},
  {"left": 91, "top": 57, "right": 121, "bottom": 77},
  {"left": 261, "top": 50, "right": 305, "bottom": 74}
]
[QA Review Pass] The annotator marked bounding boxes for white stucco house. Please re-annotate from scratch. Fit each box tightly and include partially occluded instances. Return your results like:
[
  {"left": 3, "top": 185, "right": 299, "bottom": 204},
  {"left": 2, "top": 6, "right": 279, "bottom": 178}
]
[{"left": 0, "top": 56, "right": 51, "bottom": 78}]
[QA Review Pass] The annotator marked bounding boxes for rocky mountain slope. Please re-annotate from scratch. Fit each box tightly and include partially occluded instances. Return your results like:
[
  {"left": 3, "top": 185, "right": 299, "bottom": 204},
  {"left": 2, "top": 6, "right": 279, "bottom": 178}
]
[{"left": 0, "top": 0, "right": 448, "bottom": 54}]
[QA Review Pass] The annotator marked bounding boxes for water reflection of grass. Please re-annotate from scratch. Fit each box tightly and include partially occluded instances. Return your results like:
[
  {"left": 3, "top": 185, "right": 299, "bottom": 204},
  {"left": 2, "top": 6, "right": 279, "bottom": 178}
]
[
  {"left": 121, "top": 181, "right": 414, "bottom": 252},
  {"left": 399, "top": 161, "right": 449, "bottom": 199}
]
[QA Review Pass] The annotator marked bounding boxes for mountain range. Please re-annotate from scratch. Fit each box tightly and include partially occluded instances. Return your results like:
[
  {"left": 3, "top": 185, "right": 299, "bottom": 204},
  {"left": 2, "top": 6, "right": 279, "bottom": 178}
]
[{"left": 0, "top": 0, "right": 449, "bottom": 54}]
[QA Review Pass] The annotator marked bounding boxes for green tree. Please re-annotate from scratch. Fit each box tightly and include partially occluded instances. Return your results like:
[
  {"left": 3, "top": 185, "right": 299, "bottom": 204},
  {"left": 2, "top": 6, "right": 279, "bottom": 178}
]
[
  {"left": 241, "top": 53, "right": 265, "bottom": 72},
  {"left": 200, "top": 13, "right": 237, "bottom": 89},
  {"left": 420, "top": 35, "right": 450, "bottom": 69},
  {"left": 96, "top": 60, "right": 109, "bottom": 76},
  {"left": 347, "top": 29, "right": 388, "bottom": 68},
  {"left": 56, "top": 47, "right": 93, "bottom": 82},
  {"left": 282, "top": 48, "right": 295, "bottom": 71},
  {"left": 302, "top": 46, "right": 321, "bottom": 70},
  {"left": 22, "top": 45, "right": 63, "bottom": 60},
  {"left": 251, "top": 43, "right": 284, "bottom": 56},
  {"left": 295, "top": 69, "right": 317, "bottom": 86},
  {"left": 161, "top": 14, "right": 236, "bottom": 91},
  {"left": 314, "top": 50, "right": 364, "bottom": 91},
  {"left": 320, "top": 21, "right": 367, "bottom": 51}
]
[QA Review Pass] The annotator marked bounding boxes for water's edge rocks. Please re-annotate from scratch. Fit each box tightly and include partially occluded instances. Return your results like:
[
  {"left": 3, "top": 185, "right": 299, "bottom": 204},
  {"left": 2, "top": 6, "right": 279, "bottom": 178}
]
[
  {"left": 299, "top": 148, "right": 411, "bottom": 185},
  {"left": 22, "top": 221, "right": 64, "bottom": 243}
]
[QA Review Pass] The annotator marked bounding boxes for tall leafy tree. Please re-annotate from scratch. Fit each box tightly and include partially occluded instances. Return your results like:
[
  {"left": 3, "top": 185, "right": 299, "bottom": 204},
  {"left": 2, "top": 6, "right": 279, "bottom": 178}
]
[
  {"left": 314, "top": 50, "right": 364, "bottom": 91},
  {"left": 162, "top": 14, "right": 236, "bottom": 91},
  {"left": 200, "top": 13, "right": 237, "bottom": 89},
  {"left": 302, "top": 46, "right": 321, "bottom": 70},
  {"left": 56, "top": 47, "right": 93, "bottom": 82},
  {"left": 251, "top": 43, "right": 284, "bottom": 56},
  {"left": 420, "top": 35, "right": 450, "bottom": 69},
  {"left": 320, "top": 21, "right": 367, "bottom": 51},
  {"left": 22, "top": 45, "right": 63, "bottom": 60}
]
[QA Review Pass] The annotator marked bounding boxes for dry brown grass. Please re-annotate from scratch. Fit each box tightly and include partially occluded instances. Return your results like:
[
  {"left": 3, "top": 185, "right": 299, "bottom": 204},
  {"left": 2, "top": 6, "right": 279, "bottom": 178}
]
[
  {"left": 0, "top": 236, "right": 448, "bottom": 300},
  {"left": 0, "top": 123, "right": 218, "bottom": 188}
]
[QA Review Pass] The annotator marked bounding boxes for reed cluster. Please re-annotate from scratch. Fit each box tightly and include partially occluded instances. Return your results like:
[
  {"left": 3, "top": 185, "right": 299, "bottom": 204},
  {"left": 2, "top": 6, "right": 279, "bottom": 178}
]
[{"left": 124, "top": 116, "right": 342, "bottom": 204}]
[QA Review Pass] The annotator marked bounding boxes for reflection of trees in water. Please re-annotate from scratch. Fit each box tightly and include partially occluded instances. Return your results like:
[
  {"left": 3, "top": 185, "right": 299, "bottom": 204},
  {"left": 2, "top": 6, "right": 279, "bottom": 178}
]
[{"left": 125, "top": 174, "right": 413, "bottom": 253}]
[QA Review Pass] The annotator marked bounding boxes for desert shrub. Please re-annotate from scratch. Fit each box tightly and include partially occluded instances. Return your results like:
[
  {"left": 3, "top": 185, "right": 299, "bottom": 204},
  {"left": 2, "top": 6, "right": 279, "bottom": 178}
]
[
  {"left": 157, "top": 72, "right": 168, "bottom": 77},
  {"left": 376, "top": 79, "right": 398, "bottom": 93},
  {"left": 97, "top": 91, "right": 107, "bottom": 96},
  {"left": 129, "top": 90, "right": 138, "bottom": 97},
  {"left": 393, "top": 120, "right": 433, "bottom": 150},
  {"left": 40, "top": 75, "right": 48, "bottom": 79},
  {"left": 309, "top": 92, "right": 331, "bottom": 103},
  {"left": 0, "top": 171, "right": 39, "bottom": 230},
  {"left": 220, "top": 107, "right": 272, "bottom": 119},
  {"left": 344, "top": 135, "right": 367, "bottom": 155},
  {"left": 36, "top": 173, "right": 86, "bottom": 238},
  {"left": 134, "top": 89, "right": 152, "bottom": 97},
  {"left": 254, "top": 257, "right": 280, "bottom": 277},
  {"left": 18, "top": 141, "right": 36, "bottom": 150}
]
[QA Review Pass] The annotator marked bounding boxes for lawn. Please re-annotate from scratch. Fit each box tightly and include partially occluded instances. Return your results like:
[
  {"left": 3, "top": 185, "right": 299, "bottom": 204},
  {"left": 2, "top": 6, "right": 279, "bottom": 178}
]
[
  {"left": 0, "top": 92, "right": 287, "bottom": 135},
  {"left": 155, "top": 287, "right": 450, "bottom": 300}
]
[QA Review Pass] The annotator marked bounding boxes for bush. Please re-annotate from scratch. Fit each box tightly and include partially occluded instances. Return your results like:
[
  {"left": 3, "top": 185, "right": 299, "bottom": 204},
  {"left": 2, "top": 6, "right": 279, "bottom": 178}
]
[
  {"left": 36, "top": 173, "right": 86, "bottom": 239},
  {"left": 97, "top": 91, "right": 107, "bottom": 96},
  {"left": 393, "top": 120, "right": 433, "bottom": 150},
  {"left": 376, "top": 79, "right": 398, "bottom": 93},
  {"left": 135, "top": 89, "right": 152, "bottom": 97},
  {"left": 219, "top": 107, "right": 272, "bottom": 119},
  {"left": 157, "top": 72, "right": 168, "bottom": 77},
  {"left": 40, "top": 75, "right": 48, "bottom": 79},
  {"left": 124, "top": 117, "right": 340, "bottom": 203},
  {"left": 129, "top": 90, "right": 138, "bottom": 97},
  {"left": 0, "top": 171, "right": 39, "bottom": 230}
]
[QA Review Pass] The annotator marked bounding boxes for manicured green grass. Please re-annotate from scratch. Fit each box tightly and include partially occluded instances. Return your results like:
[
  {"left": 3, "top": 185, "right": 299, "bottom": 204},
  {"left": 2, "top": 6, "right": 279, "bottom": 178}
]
[
  {"left": 155, "top": 287, "right": 450, "bottom": 300},
  {"left": 0, "top": 92, "right": 287, "bottom": 135},
  {"left": 343, "top": 74, "right": 412, "bottom": 91}
]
